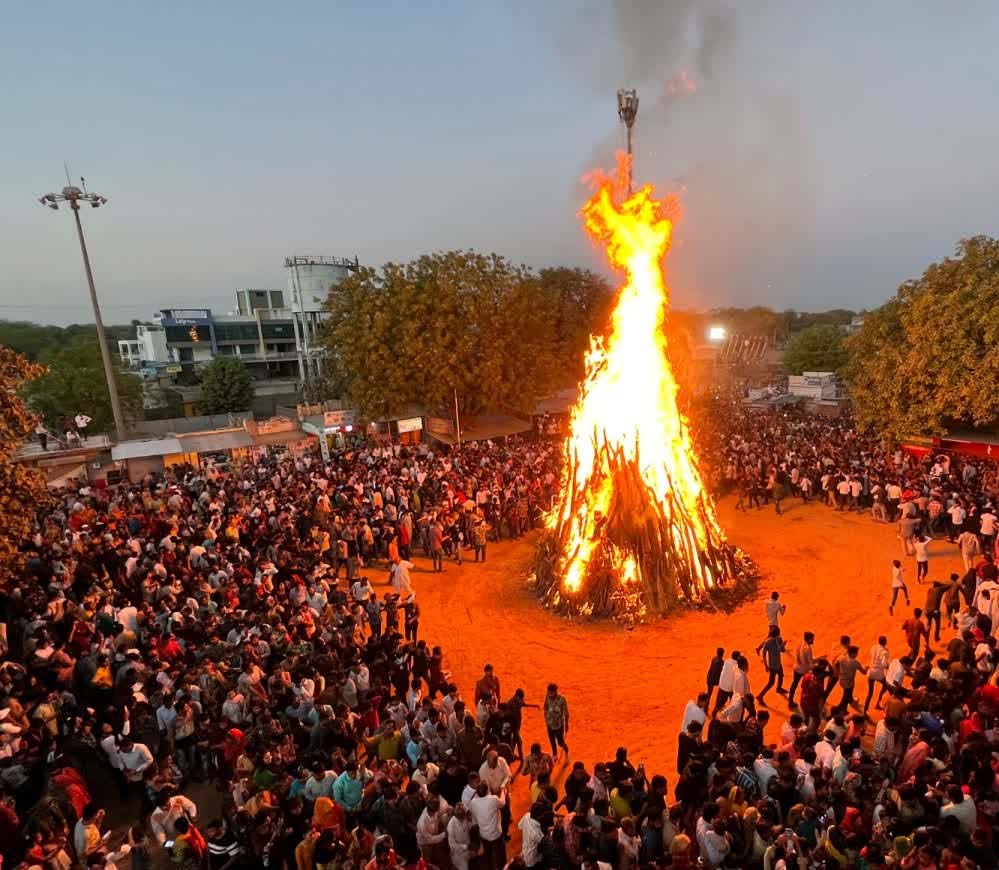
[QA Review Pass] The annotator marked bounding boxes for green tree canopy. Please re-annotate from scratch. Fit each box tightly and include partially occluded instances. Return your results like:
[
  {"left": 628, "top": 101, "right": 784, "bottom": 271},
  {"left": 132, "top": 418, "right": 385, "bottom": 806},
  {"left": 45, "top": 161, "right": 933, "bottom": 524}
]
[
  {"left": 199, "top": 358, "right": 255, "bottom": 414},
  {"left": 846, "top": 236, "right": 999, "bottom": 438},
  {"left": 321, "top": 252, "right": 611, "bottom": 419},
  {"left": 0, "top": 348, "right": 50, "bottom": 588},
  {"left": 782, "top": 324, "right": 848, "bottom": 375},
  {"left": 23, "top": 337, "right": 144, "bottom": 433},
  {"left": 0, "top": 320, "right": 138, "bottom": 361}
]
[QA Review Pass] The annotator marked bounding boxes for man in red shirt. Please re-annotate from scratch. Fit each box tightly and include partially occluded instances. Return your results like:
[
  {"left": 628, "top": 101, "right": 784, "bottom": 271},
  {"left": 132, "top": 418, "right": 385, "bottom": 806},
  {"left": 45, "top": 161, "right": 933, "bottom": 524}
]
[{"left": 903, "top": 608, "right": 930, "bottom": 659}]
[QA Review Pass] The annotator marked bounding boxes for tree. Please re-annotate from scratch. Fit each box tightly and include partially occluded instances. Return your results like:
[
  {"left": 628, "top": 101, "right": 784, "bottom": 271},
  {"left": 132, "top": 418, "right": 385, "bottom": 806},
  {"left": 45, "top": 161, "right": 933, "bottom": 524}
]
[
  {"left": 846, "top": 236, "right": 999, "bottom": 438},
  {"left": 0, "top": 320, "right": 139, "bottom": 362},
  {"left": 23, "top": 337, "right": 144, "bottom": 433},
  {"left": 536, "top": 267, "right": 615, "bottom": 379},
  {"left": 782, "top": 324, "right": 848, "bottom": 375},
  {"left": 0, "top": 348, "right": 51, "bottom": 588},
  {"left": 199, "top": 358, "right": 254, "bottom": 414},
  {"left": 322, "top": 251, "right": 600, "bottom": 420}
]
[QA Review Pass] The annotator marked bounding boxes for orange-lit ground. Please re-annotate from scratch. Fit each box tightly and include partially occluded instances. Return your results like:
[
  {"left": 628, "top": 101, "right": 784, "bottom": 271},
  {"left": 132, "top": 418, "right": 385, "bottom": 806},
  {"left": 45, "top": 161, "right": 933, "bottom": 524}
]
[{"left": 383, "top": 494, "right": 966, "bottom": 835}]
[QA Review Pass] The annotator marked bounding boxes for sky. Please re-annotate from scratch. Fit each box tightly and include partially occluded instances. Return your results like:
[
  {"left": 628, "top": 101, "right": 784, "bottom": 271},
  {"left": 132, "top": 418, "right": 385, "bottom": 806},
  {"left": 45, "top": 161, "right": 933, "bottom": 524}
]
[{"left": 2, "top": 0, "right": 999, "bottom": 326}]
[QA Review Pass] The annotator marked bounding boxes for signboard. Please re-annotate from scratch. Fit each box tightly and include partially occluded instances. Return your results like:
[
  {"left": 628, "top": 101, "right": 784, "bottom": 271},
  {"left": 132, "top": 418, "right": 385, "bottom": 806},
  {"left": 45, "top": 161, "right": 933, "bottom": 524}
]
[
  {"left": 426, "top": 416, "right": 453, "bottom": 435},
  {"left": 396, "top": 417, "right": 423, "bottom": 434},
  {"left": 165, "top": 364, "right": 183, "bottom": 374},
  {"left": 255, "top": 418, "right": 295, "bottom": 435},
  {"left": 323, "top": 409, "right": 357, "bottom": 428}
]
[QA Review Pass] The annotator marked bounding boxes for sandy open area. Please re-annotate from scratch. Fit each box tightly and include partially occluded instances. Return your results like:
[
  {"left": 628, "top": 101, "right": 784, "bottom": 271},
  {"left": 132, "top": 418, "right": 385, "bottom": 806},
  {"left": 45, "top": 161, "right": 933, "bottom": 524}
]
[{"left": 376, "top": 494, "right": 966, "bottom": 833}]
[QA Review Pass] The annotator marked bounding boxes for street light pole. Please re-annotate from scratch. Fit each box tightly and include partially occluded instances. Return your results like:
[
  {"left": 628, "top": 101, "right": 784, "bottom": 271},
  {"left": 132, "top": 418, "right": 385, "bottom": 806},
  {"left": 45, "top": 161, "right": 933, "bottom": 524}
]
[
  {"left": 39, "top": 184, "right": 125, "bottom": 441},
  {"left": 616, "top": 88, "right": 639, "bottom": 195}
]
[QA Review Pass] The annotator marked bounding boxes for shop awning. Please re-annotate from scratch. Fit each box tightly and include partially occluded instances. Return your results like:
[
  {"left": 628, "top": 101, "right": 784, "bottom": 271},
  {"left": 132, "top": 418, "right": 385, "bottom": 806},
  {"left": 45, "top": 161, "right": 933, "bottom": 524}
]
[
  {"left": 111, "top": 438, "right": 183, "bottom": 460},
  {"left": 177, "top": 430, "right": 254, "bottom": 453},
  {"left": 253, "top": 429, "right": 313, "bottom": 447},
  {"left": 428, "top": 414, "right": 532, "bottom": 446}
]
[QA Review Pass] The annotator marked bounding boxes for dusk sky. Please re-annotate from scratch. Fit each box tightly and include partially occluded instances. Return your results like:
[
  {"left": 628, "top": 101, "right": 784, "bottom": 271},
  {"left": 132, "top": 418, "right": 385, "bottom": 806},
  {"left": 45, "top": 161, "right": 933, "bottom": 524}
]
[{"left": 3, "top": 1, "right": 998, "bottom": 326}]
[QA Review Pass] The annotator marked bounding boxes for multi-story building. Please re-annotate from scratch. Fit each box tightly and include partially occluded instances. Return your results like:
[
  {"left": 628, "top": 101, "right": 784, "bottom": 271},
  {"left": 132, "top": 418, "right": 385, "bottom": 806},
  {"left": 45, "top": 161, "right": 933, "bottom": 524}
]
[
  {"left": 118, "top": 324, "right": 171, "bottom": 372},
  {"left": 153, "top": 300, "right": 299, "bottom": 380},
  {"left": 120, "top": 254, "right": 359, "bottom": 382}
]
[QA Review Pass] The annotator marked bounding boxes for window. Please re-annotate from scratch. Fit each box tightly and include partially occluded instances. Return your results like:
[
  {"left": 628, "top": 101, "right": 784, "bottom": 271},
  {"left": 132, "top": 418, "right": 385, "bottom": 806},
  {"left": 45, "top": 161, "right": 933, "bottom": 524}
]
[
  {"left": 214, "top": 323, "right": 259, "bottom": 342},
  {"left": 261, "top": 322, "right": 292, "bottom": 339},
  {"left": 239, "top": 344, "right": 258, "bottom": 356},
  {"left": 177, "top": 347, "right": 194, "bottom": 362}
]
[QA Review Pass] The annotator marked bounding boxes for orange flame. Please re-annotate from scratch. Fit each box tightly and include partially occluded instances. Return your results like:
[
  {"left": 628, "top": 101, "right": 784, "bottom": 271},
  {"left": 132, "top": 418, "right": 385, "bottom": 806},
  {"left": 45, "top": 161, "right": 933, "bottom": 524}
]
[{"left": 551, "top": 152, "right": 726, "bottom": 601}]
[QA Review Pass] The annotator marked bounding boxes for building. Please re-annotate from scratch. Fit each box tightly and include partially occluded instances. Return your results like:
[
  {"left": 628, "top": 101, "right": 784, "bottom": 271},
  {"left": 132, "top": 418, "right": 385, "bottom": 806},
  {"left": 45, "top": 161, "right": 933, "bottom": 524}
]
[
  {"left": 787, "top": 370, "right": 837, "bottom": 399},
  {"left": 846, "top": 314, "right": 865, "bottom": 335},
  {"left": 151, "top": 296, "right": 298, "bottom": 381},
  {"left": 118, "top": 324, "right": 170, "bottom": 372},
  {"left": 135, "top": 254, "right": 359, "bottom": 383}
]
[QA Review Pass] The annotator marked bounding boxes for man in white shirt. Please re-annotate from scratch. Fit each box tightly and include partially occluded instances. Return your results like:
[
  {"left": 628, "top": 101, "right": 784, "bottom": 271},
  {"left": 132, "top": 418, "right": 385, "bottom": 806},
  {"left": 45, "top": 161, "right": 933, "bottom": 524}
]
[
  {"left": 885, "top": 656, "right": 910, "bottom": 696},
  {"left": 390, "top": 559, "right": 416, "bottom": 599},
  {"left": 716, "top": 693, "right": 744, "bottom": 724},
  {"left": 681, "top": 693, "right": 708, "bottom": 732},
  {"left": 478, "top": 750, "right": 511, "bottom": 794},
  {"left": 118, "top": 738, "right": 154, "bottom": 784},
  {"left": 712, "top": 651, "right": 741, "bottom": 715},
  {"left": 981, "top": 507, "right": 998, "bottom": 551},
  {"left": 947, "top": 502, "right": 967, "bottom": 542},
  {"left": 448, "top": 802, "right": 475, "bottom": 870},
  {"left": 764, "top": 591, "right": 786, "bottom": 628},
  {"left": 517, "top": 809, "right": 543, "bottom": 868},
  {"left": 416, "top": 796, "right": 450, "bottom": 867},
  {"left": 468, "top": 783, "right": 506, "bottom": 870},
  {"left": 150, "top": 791, "right": 198, "bottom": 845},
  {"left": 814, "top": 730, "right": 837, "bottom": 769}
]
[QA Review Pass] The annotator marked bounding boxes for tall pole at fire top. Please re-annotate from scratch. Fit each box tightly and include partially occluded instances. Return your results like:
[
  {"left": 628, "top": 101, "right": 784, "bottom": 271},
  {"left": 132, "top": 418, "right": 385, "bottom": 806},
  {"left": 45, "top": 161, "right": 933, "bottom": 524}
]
[
  {"left": 617, "top": 88, "right": 639, "bottom": 196},
  {"left": 454, "top": 389, "right": 462, "bottom": 449}
]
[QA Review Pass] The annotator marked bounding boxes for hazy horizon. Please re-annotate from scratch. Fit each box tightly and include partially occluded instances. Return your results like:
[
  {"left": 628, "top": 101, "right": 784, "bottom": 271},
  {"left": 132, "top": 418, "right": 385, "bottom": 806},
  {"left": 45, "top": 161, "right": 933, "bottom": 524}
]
[{"left": 3, "top": 1, "right": 998, "bottom": 327}]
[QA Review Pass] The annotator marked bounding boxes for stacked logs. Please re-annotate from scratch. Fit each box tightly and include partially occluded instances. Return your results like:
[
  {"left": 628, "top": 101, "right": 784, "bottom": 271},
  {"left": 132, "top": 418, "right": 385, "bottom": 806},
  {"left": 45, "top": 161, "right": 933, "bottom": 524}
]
[{"left": 534, "top": 431, "right": 747, "bottom": 621}]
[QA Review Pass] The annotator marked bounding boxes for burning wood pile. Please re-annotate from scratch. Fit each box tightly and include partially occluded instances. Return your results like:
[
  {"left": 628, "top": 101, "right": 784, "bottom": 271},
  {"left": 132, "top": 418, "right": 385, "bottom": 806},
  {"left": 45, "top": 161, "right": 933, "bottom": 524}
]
[{"left": 534, "top": 155, "right": 752, "bottom": 620}]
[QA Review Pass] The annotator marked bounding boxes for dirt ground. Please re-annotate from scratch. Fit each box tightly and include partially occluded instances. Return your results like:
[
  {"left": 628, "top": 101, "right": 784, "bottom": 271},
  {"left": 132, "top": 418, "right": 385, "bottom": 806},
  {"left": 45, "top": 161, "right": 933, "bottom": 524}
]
[{"left": 381, "top": 494, "right": 967, "bottom": 836}]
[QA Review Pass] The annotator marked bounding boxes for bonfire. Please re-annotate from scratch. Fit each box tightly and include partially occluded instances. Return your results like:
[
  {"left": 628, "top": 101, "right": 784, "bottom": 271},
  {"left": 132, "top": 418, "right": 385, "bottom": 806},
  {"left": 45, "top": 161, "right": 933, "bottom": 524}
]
[{"left": 535, "top": 154, "right": 747, "bottom": 619}]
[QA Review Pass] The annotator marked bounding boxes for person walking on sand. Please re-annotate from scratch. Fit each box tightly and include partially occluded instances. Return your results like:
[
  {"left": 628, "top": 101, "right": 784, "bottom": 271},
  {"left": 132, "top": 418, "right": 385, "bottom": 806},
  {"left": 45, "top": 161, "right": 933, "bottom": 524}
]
[
  {"left": 787, "top": 632, "right": 815, "bottom": 708},
  {"left": 957, "top": 527, "right": 981, "bottom": 572},
  {"left": 542, "top": 683, "right": 569, "bottom": 761},
  {"left": 765, "top": 591, "right": 786, "bottom": 629},
  {"left": 705, "top": 647, "right": 725, "bottom": 707},
  {"left": 890, "top": 559, "right": 910, "bottom": 615},
  {"left": 864, "top": 635, "right": 890, "bottom": 713},
  {"left": 898, "top": 512, "right": 918, "bottom": 558},
  {"left": 755, "top": 627, "right": 787, "bottom": 706},
  {"left": 914, "top": 534, "right": 930, "bottom": 584}
]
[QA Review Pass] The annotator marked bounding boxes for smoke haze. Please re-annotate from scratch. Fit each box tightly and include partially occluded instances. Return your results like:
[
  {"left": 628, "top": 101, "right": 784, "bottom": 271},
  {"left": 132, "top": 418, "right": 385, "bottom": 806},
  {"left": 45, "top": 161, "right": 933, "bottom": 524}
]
[{"left": 562, "top": 0, "right": 818, "bottom": 311}]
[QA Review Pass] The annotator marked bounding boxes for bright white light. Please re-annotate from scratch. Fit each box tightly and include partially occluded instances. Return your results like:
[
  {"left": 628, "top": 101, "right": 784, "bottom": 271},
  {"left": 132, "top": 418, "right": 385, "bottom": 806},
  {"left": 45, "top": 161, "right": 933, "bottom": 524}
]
[
  {"left": 708, "top": 325, "right": 727, "bottom": 342},
  {"left": 345, "top": 425, "right": 353, "bottom": 432}
]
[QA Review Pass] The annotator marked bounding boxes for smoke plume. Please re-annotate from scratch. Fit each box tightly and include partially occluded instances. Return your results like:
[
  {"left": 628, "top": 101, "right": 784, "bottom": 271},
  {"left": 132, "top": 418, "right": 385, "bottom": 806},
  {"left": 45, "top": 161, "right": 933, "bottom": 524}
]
[{"left": 562, "top": 0, "right": 817, "bottom": 312}]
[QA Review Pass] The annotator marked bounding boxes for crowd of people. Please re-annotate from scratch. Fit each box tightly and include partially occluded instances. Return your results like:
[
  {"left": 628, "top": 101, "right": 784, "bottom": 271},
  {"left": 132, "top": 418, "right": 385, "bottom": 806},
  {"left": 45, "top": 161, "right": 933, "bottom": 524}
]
[{"left": 0, "top": 403, "right": 997, "bottom": 870}]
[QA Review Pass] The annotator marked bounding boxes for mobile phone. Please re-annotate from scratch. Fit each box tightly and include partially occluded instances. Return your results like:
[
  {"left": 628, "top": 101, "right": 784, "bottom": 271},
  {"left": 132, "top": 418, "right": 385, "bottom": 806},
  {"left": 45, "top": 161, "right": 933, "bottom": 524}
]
[{"left": 165, "top": 840, "right": 174, "bottom": 849}]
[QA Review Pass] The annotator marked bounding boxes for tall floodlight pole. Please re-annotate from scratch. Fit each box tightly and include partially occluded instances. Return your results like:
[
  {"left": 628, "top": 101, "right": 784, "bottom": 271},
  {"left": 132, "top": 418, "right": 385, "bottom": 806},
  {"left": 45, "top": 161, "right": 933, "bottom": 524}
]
[
  {"left": 39, "top": 184, "right": 125, "bottom": 441},
  {"left": 616, "top": 88, "right": 639, "bottom": 195}
]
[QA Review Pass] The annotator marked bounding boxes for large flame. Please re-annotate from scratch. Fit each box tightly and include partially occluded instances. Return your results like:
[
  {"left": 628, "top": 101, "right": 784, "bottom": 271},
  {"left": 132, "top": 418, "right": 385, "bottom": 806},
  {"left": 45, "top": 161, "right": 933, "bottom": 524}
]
[{"left": 546, "top": 153, "right": 730, "bottom": 613}]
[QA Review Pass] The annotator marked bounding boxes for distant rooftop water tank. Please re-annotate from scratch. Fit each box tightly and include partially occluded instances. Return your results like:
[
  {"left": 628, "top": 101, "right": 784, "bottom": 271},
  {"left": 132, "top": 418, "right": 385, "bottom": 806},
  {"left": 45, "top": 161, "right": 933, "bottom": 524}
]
[{"left": 285, "top": 255, "right": 359, "bottom": 313}]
